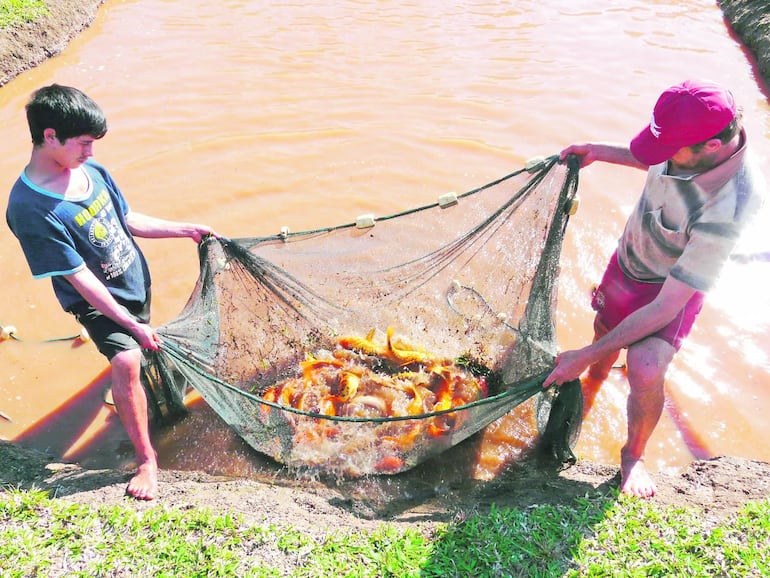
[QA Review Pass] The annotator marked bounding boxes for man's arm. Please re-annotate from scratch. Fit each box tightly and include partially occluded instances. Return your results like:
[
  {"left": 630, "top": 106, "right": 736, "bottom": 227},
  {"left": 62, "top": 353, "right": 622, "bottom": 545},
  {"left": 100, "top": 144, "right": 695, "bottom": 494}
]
[
  {"left": 542, "top": 275, "right": 697, "bottom": 387},
  {"left": 65, "top": 268, "right": 160, "bottom": 350},
  {"left": 560, "top": 142, "right": 649, "bottom": 170},
  {"left": 126, "top": 212, "right": 215, "bottom": 243}
]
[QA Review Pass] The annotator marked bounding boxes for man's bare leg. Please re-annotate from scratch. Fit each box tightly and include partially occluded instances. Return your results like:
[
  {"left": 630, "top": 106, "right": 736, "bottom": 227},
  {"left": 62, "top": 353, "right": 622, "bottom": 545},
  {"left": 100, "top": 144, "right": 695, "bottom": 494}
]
[
  {"left": 581, "top": 326, "right": 620, "bottom": 417},
  {"left": 620, "top": 336, "right": 674, "bottom": 498},
  {"left": 110, "top": 348, "right": 158, "bottom": 500}
]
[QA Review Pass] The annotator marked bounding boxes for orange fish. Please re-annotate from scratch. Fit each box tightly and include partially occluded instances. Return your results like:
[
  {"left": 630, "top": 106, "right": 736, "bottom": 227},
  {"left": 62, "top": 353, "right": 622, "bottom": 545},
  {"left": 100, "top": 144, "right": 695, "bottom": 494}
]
[{"left": 374, "top": 455, "right": 405, "bottom": 473}]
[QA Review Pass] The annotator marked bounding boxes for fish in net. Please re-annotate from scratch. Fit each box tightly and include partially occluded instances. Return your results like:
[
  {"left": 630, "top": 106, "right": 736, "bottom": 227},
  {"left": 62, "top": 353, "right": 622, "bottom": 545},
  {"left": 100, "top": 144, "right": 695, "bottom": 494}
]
[{"left": 141, "top": 154, "right": 583, "bottom": 477}]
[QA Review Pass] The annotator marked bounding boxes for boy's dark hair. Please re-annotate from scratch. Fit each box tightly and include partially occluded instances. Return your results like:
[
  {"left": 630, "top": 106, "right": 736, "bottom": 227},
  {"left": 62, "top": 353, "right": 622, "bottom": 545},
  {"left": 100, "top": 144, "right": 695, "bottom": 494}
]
[{"left": 26, "top": 84, "right": 108, "bottom": 146}]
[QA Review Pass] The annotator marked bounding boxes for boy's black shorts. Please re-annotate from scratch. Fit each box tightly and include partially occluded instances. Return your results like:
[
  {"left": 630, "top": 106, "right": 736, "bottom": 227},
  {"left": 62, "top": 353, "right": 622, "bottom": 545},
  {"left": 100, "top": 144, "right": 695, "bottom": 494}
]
[{"left": 70, "top": 292, "right": 151, "bottom": 361}]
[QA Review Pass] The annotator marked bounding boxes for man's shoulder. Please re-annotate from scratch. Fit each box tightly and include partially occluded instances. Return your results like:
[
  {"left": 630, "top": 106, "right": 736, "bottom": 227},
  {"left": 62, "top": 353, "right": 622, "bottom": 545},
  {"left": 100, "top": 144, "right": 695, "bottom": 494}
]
[
  {"left": 736, "top": 155, "right": 766, "bottom": 220},
  {"left": 731, "top": 148, "right": 765, "bottom": 202}
]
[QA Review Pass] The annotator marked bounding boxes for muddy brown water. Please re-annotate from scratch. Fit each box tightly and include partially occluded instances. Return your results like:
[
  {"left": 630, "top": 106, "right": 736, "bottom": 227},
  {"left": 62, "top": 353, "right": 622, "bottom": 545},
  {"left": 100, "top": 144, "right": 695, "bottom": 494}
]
[{"left": 1, "top": 1, "right": 769, "bottom": 493}]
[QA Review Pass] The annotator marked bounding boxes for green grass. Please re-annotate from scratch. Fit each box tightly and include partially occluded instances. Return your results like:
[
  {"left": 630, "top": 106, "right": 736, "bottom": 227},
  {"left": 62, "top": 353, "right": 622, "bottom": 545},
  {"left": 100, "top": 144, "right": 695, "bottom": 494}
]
[
  {"left": 0, "top": 0, "right": 48, "bottom": 28},
  {"left": 1, "top": 487, "right": 768, "bottom": 577}
]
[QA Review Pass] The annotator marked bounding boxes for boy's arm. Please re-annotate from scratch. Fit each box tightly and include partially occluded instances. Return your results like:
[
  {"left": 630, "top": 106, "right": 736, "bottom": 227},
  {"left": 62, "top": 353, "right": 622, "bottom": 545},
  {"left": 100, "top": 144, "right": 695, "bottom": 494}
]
[
  {"left": 64, "top": 268, "right": 161, "bottom": 350},
  {"left": 126, "top": 212, "right": 215, "bottom": 243},
  {"left": 560, "top": 142, "right": 649, "bottom": 170}
]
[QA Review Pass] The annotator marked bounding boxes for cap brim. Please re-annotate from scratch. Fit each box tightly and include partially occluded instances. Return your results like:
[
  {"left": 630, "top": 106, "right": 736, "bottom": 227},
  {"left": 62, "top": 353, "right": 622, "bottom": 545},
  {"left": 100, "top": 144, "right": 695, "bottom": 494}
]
[{"left": 629, "top": 126, "right": 680, "bottom": 166}]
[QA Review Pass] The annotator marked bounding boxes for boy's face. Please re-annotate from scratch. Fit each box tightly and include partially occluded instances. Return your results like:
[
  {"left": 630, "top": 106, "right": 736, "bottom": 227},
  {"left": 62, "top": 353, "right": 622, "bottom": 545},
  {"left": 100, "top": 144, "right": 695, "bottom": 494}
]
[{"left": 45, "top": 129, "right": 96, "bottom": 169}]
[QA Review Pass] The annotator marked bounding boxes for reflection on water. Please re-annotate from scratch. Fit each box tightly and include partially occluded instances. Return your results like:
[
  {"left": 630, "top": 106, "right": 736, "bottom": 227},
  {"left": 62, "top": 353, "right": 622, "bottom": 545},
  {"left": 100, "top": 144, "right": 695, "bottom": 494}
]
[{"left": 1, "top": 0, "right": 770, "bottom": 489}]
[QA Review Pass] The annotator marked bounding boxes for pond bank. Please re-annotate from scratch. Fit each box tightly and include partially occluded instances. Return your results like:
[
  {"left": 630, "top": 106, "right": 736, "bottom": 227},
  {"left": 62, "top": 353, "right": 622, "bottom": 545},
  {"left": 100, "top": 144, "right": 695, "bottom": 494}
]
[{"left": 720, "top": 0, "right": 770, "bottom": 93}]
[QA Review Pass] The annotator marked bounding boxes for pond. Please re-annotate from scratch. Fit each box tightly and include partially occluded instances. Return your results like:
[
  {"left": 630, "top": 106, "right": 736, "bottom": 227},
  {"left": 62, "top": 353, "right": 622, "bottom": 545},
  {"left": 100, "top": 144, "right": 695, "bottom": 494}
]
[{"left": 1, "top": 0, "right": 768, "bottom": 482}]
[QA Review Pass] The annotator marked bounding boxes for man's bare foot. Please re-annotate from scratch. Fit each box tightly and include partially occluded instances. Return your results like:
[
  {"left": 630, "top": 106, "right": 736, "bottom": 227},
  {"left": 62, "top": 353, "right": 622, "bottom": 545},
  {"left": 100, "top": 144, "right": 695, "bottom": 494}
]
[
  {"left": 126, "top": 462, "right": 158, "bottom": 500},
  {"left": 620, "top": 456, "right": 656, "bottom": 498}
]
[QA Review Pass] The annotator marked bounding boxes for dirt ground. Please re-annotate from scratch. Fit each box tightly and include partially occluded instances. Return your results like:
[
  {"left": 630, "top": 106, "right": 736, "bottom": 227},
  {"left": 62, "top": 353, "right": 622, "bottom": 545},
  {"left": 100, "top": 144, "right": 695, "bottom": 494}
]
[
  {"left": 0, "top": 0, "right": 104, "bottom": 86},
  {"left": 2, "top": 439, "right": 769, "bottom": 536},
  {"left": 1, "top": 0, "right": 769, "bottom": 537}
]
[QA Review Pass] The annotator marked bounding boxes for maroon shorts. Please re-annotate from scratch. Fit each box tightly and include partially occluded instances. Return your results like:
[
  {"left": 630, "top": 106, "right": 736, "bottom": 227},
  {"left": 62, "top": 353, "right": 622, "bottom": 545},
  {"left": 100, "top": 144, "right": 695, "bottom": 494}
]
[{"left": 591, "top": 253, "right": 704, "bottom": 351}]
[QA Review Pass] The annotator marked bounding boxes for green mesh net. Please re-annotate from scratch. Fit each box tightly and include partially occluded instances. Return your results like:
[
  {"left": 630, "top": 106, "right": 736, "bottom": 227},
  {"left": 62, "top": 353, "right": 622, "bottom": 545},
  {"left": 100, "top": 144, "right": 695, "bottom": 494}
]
[{"left": 141, "top": 154, "right": 583, "bottom": 477}]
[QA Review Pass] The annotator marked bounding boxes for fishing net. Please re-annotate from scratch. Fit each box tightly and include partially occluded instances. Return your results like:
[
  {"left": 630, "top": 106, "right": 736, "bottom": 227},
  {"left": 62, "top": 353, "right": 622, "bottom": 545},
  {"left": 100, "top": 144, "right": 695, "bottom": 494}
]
[{"left": 141, "top": 154, "right": 583, "bottom": 477}]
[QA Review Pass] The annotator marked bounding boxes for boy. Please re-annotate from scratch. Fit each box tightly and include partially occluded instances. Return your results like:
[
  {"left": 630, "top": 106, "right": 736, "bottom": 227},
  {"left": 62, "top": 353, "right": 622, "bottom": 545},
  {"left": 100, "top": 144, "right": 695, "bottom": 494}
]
[{"left": 6, "top": 84, "right": 215, "bottom": 500}]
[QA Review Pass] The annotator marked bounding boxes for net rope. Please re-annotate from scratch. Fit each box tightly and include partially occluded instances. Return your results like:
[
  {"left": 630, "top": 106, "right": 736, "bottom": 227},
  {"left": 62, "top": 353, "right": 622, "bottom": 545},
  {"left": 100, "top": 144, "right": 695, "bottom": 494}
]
[{"left": 141, "top": 154, "right": 583, "bottom": 477}]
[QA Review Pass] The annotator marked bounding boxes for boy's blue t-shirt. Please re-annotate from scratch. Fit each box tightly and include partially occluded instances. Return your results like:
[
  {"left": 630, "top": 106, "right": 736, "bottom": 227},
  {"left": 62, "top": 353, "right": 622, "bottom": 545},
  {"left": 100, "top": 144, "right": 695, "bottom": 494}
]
[{"left": 5, "top": 159, "right": 151, "bottom": 312}]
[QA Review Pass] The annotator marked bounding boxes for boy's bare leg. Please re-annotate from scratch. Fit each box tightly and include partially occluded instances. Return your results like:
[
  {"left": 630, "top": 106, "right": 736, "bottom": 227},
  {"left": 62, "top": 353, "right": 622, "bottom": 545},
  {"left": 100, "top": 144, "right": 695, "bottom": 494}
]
[
  {"left": 110, "top": 348, "right": 158, "bottom": 500},
  {"left": 620, "top": 336, "right": 674, "bottom": 498}
]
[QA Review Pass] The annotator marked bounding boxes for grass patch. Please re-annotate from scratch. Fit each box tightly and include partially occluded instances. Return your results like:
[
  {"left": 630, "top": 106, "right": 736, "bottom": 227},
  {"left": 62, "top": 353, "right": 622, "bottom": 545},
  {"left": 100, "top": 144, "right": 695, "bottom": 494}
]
[
  {"left": 421, "top": 498, "right": 610, "bottom": 577},
  {"left": 0, "top": 487, "right": 768, "bottom": 577},
  {"left": 0, "top": 0, "right": 48, "bottom": 28},
  {"left": 574, "top": 497, "right": 770, "bottom": 577}
]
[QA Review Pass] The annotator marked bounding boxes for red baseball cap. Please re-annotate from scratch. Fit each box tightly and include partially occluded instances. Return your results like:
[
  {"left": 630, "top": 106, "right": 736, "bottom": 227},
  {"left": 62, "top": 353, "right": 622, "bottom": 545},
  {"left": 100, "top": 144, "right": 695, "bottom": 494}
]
[{"left": 629, "top": 79, "right": 736, "bottom": 166}]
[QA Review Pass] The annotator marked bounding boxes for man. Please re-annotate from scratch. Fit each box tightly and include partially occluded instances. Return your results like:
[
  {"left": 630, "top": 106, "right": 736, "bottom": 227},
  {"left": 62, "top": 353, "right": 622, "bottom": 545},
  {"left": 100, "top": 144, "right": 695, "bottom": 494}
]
[
  {"left": 543, "top": 79, "right": 765, "bottom": 498},
  {"left": 6, "top": 84, "right": 216, "bottom": 500}
]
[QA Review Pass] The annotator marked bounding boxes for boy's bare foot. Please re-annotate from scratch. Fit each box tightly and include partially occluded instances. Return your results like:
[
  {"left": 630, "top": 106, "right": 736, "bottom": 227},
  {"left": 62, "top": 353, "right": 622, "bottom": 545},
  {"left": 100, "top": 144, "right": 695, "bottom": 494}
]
[
  {"left": 126, "top": 461, "right": 158, "bottom": 500},
  {"left": 620, "top": 455, "right": 656, "bottom": 498}
]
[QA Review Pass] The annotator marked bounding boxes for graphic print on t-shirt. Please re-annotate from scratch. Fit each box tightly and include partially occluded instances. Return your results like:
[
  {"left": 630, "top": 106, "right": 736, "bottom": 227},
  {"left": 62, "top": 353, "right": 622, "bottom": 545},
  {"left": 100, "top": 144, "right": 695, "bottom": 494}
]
[{"left": 76, "top": 187, "right": 137, "bottom": 282}]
